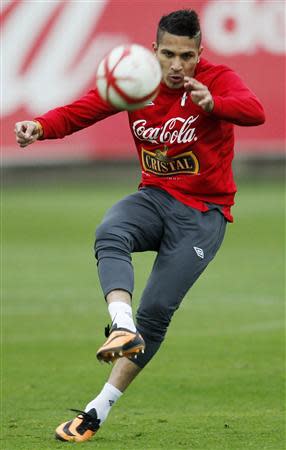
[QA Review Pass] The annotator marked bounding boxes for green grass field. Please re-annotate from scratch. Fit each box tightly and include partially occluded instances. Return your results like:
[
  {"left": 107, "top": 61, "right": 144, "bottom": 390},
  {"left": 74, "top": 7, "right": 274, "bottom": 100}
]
[{"left": 2, "top": 179, "right": 285, "bottom": 450}]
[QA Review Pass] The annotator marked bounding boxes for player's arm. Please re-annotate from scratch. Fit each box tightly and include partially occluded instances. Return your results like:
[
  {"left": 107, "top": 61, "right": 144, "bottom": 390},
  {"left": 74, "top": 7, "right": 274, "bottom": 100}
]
[
  {"left": 15, "top": 89, "right": 118, "bottom": 148},
  {"left": 184, "top": 71, "right": 265, "bottom": 126}
]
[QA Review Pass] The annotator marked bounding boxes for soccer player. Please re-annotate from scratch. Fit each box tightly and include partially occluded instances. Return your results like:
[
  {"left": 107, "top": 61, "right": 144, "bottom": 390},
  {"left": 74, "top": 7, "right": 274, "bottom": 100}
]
[{"left": 15, "top": 9, "right": 265, "bottom": 443}]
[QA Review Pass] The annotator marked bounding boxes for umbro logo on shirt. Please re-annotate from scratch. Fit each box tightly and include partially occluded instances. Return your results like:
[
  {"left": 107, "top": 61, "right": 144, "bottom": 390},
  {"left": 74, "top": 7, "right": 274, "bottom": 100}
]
[
  {"left": 145, "top": 101, "right": 155, "bottom": 106},
  {"left": 193, "top": 246, "right": 204, "bottom": 259}
]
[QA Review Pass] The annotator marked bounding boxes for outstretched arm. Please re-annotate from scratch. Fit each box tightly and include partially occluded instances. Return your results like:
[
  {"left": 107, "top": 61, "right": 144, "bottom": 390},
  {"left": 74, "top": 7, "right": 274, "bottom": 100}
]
[{"left": 15, "top": 89, "right": 118, "bottom": 147}]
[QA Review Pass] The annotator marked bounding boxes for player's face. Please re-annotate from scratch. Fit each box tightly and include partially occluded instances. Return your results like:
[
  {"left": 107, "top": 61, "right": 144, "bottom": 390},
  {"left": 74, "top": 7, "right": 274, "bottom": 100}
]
[{"left": 153, "top": 32, "right": 203, "bottom": 89}]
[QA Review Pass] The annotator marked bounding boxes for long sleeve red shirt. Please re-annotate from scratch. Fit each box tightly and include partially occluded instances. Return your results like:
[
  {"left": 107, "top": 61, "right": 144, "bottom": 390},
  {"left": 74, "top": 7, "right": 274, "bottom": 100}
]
[{"left": 35, "top": 58, "right": 265, "bottom": 221}]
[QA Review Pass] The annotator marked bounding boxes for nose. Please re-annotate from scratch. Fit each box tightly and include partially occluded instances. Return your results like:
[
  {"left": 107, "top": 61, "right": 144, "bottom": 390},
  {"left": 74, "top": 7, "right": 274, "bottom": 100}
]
[{"left": 171, "top": 57, "right": 182, "bottom": 72}]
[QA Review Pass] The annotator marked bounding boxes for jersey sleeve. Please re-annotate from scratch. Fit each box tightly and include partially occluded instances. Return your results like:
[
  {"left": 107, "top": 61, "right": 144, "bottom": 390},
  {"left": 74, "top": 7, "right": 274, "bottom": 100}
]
[
  {"left": 34, "top": 89, "right": 119, "bottom": 139},
  {"left": 210, "top": 68, "right": 265, "bottom": 126}
]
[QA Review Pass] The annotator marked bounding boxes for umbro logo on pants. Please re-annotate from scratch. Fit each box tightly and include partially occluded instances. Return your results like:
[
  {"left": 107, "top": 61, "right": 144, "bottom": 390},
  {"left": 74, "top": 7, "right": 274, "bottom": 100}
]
[{"left": 193, "top": 246, "right": 204, "bottom": 259}]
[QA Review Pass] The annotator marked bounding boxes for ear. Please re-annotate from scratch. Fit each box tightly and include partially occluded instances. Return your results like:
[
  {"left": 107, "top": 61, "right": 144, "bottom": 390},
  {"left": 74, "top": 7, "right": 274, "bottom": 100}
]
[
  {"left": 197, "top": 46, "right": 203, "bottom": 63},
  {"left": 152, "top": 41, "right": 158, "bottom": 53}
]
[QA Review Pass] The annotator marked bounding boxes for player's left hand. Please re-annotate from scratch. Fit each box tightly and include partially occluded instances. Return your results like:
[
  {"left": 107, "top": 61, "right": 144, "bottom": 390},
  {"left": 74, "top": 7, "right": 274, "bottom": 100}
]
[{"left": 184, "top": 77, "right": 214, "bottom": 113}]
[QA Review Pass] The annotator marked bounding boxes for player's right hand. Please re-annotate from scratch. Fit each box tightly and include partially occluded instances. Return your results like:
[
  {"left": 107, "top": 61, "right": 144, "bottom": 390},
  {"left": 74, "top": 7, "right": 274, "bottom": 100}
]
[{"left": 14, "top": 121, "right": 43, "bottom": 148}]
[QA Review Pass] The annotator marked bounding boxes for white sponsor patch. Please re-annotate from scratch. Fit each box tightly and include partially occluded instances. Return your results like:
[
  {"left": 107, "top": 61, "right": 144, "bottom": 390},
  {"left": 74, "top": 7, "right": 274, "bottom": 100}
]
[{"left": 193, "top": 246, "right": 204, "bottom": 259}]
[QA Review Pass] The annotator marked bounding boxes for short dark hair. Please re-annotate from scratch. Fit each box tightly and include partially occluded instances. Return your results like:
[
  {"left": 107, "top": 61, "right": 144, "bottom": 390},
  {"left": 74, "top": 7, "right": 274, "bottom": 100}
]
[{"left": 157, "top": 9, "right": 201, "bottom": 47}]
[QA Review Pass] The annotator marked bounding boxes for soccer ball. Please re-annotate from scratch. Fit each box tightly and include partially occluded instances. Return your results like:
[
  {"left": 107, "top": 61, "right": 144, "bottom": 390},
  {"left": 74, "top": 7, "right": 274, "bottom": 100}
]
[{"left": 95, "top": 44, "right": 162, "bottom": 111}]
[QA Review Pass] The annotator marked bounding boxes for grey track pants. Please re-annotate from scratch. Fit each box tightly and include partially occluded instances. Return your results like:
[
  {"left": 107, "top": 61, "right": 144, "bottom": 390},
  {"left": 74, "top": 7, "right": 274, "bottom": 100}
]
[{"left": 94, "top": 187, "right": 227, "bottom": 368}]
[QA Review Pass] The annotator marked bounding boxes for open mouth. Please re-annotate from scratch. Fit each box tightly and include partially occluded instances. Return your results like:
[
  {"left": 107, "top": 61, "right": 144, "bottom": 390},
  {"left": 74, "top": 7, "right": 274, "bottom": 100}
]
[{"left": 168, "top": 74, "right": 184, "bottom": 84}]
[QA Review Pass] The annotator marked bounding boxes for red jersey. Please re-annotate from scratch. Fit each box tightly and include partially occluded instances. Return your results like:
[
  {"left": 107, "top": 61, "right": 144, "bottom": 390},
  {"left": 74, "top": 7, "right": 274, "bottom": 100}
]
[{"left": 35, "top": 58, "right": 265, "bottom": 222}]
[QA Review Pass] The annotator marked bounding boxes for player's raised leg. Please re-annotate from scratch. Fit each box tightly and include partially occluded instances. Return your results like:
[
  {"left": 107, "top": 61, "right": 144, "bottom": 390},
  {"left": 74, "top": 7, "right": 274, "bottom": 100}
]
[{"left": 94, "top": 190, "right": 163, "bottom": 363}]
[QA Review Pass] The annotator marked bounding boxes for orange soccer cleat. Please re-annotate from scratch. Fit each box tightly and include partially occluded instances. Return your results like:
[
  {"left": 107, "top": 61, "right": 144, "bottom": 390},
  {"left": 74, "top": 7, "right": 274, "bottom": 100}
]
[
  {"left": 55, "top": 408, "right": 100, "bottom": 442},
  {"left": 96, "top": 325, "right": 145, "bottom": 363}
]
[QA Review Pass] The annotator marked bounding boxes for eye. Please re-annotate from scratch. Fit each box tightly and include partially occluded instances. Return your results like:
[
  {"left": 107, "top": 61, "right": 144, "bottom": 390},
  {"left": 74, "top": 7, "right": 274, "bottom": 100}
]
[
  {"left": 181, "top": 53, "right": 194, "bottom": 61},
  {"left": 162, "top": 50, "right": 173, "bottom": 58}
]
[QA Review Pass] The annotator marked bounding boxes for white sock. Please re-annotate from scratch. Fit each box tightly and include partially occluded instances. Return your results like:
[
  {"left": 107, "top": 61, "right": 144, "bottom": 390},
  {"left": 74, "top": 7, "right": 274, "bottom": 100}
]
[
  {"left": 84, "top": 382, "right": 122, "bottom": 424},
  {"left": 108, "top": 301, "right": 136, "bottom": 332}
]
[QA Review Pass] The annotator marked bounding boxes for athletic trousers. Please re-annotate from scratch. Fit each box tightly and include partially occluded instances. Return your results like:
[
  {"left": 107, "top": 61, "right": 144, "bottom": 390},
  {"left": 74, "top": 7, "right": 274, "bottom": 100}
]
[{"left": 94, "top": 187, "right": 227, "bottom": 368}]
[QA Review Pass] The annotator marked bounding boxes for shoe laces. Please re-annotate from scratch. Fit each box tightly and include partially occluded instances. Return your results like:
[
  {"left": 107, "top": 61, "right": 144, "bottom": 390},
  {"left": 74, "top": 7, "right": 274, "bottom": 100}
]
[
  {"left": 70, "top": 409, "right": 100, "bottom": 433},
  {"left": 104, "top": 324, "right": 111, "bottom": 337},
  {"left": 104, "top": 317, "right": 118, "bottom": 337}
]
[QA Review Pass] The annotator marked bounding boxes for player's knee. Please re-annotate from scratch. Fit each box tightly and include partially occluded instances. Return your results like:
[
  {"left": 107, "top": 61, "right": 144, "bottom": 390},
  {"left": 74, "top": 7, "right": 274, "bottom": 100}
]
[
  {"left": 95, "top": 219, "right": 115, "bottom": 242},
  {"left": 94, "top": 221, "right": 132, "bottom": 261},
  {"left": 136, "top": 299, "right": 174, "bottom": 342}
]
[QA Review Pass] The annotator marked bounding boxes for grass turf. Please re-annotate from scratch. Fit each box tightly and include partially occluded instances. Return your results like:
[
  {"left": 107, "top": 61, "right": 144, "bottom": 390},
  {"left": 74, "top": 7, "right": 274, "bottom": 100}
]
[{"left": 1, "top": 179, "right": 285, "bottom": 450}]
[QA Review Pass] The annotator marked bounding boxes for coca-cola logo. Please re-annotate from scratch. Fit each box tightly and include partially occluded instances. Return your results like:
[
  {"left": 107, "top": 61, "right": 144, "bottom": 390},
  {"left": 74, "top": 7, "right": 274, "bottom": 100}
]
[
  {"left": 1, "top": 0, "right": 128, "bottom": 116},
  {"left": 132, "top": 115, "right": 199, "bottom": 145}
]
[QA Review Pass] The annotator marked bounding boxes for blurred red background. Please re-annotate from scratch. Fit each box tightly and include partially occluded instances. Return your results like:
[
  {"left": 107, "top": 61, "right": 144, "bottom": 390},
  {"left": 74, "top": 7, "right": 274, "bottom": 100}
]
[{"left": 1, "top": 0, "right": 285, "bottom": 164}]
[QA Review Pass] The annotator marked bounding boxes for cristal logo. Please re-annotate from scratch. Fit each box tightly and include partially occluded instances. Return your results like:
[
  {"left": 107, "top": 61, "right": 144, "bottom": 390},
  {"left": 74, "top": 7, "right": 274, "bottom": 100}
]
[
  {"left": 1, "top": 0, "right": 127, "bottom": 115},
  {"left": 202, "top": 0, "right": 285, "bottom": 55},
  {"left": 132, "top": 116, "right": 199, "bottom": 145}
]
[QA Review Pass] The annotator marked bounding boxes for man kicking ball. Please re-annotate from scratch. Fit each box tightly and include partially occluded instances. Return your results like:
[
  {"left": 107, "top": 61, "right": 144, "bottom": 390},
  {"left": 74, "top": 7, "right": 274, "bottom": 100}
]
[{"left": 15, "top": 9, "right": 265, "bottom": 443}]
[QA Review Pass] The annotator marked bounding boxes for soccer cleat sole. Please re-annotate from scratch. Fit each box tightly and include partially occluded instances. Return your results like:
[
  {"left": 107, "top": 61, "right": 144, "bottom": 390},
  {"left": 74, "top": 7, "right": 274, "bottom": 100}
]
[
  {"left": 97, "top": 345, "right": 145, "bottom": 363},
  {"left": 96, "top": 330, "right": 145, "bottom": 363}
]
